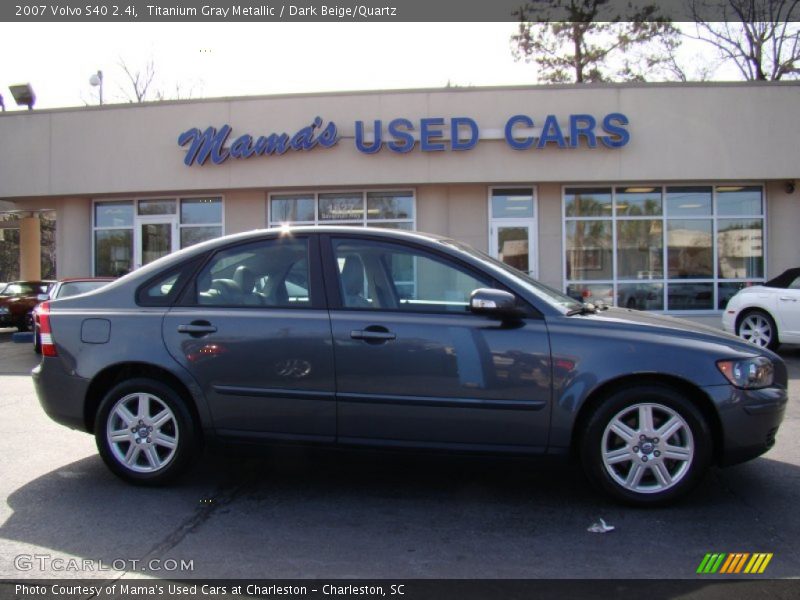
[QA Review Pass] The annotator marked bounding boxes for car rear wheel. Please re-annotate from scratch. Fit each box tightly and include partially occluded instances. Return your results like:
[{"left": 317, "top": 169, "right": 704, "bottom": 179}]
[
  {"left": 737, "top": 310, "right": 780, "bottom": 351},
  {"left": 95, "top": 378, "right": 197, "bottom": 485},
  {"left": 580, "top": 385, "right": 712, "bottom": 505}
]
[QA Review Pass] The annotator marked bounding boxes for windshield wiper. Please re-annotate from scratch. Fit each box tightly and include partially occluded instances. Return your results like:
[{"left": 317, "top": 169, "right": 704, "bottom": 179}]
[{"left": 566, "top": 302, "right": 599, "bottom": 316}]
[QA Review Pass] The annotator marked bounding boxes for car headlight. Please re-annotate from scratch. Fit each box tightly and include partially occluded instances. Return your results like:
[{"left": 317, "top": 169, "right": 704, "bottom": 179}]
[
  {"left": 0, "top": 307, "right": 8, "bottom": 315},
  {"left": 717, "top": 356, "right": 774, "bottom": 389}
]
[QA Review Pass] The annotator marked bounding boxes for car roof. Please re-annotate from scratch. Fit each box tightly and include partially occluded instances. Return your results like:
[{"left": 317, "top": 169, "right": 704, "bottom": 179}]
[
  {"left": 764, "top": 267, "right": 800, "bottom": 288},
  {"left": 57, "top": 277, "right": 115, "bottom": 283}
]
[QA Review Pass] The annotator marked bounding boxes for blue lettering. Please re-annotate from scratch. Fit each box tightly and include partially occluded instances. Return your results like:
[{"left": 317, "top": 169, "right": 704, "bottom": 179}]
[
  {"left": 387, "top": 118, "right": 415, "bottom": 153},
  {"left": 537, "top": 115, "right": 566, "bottom": 148},
  {"left": 230, "top": 134, "right": 256, "bottom": 158},
  {"left": 291, "top": 116, "right": 322, "bottom": 150},
  {"left": 420, "top": 118, "right": 446, "bottom": 151},
  {"left": 178, "top": 125, "right": 231, "bottom": 166},
  {"left": 254, "top": 133, "right": 290, "bottom": 155},
  {"left": 504, "top": 115, "right": 534, "bottom": 150},
  {"left": 451, "top": 117, "right": 479, "bottom": 151},
  {"left": 355, "top": 120, "right": 382, "bottom": 154},
  {"left": 179, "top": 118, "right": 338, "bottom": 165},
  {"left": 318, "top": 121, "right": 338, "bottom": 147},
  {"left": 600, "top": 113, "right": 630, "bottom": 148},
  {"left": 569, "top": 114, "right": 597, "bottom": 148}
]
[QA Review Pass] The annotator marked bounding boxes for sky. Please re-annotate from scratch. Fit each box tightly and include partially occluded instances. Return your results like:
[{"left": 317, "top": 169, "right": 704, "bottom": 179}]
[{"left": 0, "top": 22, "right": 733, "bottom": 111}]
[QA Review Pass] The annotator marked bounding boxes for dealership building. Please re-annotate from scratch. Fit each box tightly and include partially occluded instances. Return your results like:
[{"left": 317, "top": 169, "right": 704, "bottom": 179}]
[{"left": 0, "top": 81, "right": 798, "bottom": 326}]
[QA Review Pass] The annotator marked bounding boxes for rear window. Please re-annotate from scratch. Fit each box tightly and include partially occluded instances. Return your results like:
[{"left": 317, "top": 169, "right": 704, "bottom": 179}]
[{"left": 56, "top": 281, "right": 110, "bottom": 299}]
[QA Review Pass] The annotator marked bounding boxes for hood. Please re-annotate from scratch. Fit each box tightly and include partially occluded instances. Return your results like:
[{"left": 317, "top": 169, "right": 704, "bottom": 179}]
[{"left": 577, "top": 307, "right": 776, "bottom": 358}]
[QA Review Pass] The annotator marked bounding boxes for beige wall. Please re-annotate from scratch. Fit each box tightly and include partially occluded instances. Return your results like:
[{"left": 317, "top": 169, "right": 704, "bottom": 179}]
[
  {"left": 55, "top": 199, "right": 92, "bottom": 278},
  {"left": 766, "top": 181, "right": 800, "bottom": 275},
  {"left": 417, "top": 184, "right": 488, "bottom": 252},
  {"left": 224, "top": 190, "right": 267, "bottom": 234},
  {"left": 1, "top": 83, "right": 798, "bottom": 200},
  {"left": 537, "top": 183, "right": 563, "bottom": 290}
]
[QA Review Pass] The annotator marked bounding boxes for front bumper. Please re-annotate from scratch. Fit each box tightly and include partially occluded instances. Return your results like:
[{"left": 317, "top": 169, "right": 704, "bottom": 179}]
[
  {"left": 32, "top": 358, "right": 91, "bottom": 432},
  {"left": 703, "top": 383, "right": 788, "bottom": 466},
  {"left": 721, "top": 309, "right": 736, "bottom": 334}
]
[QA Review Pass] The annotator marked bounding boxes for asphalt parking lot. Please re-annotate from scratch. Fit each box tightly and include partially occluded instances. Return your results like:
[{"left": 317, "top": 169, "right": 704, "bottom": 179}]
[{"left": 0, "top": 329, "right": 798, "bottom": 582}]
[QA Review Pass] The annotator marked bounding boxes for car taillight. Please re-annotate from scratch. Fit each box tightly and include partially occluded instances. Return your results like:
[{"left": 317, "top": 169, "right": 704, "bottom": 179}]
[{"left": 38, "top": 301, "right": 57, "bottom": 357}]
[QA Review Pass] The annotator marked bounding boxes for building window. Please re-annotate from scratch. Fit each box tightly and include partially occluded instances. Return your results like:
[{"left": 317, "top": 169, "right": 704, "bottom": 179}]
[
  {"left": 564, "top": 185, "right": 765, "bottom": 312},
  {"left": 94, "top": 201, "right": 134, "bottom": 276},
  {"left": 180, "top": 197, "right": 223, "bottom": 248},
  {"left": 93, "top": 197, "right": 224, "bottom": 276},
  {"left": 268, "top": 190, "right": 415, "bottom": 230}
]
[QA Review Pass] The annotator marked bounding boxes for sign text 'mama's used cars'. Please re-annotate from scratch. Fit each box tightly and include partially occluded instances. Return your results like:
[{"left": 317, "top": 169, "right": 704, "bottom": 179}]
[{"left": 33, "top": 228, "right": 788, "bottom": 505}]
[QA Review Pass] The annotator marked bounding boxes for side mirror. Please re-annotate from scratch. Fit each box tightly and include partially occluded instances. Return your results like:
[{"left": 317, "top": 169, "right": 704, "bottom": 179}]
[
  {"left": 36, "top": 293, "right": 49, "bottom": 302},
  {"left": 469, "top": 288, "right": 522, "bottom": 318}
]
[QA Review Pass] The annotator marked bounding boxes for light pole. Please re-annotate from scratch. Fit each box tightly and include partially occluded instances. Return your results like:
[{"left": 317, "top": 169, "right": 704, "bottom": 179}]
[{"left": 89, "top": 70, "right": 103, "bottom": 105}]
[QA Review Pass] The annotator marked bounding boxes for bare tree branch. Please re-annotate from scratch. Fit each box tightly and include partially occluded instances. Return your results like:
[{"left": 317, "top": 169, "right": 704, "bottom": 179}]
[{"left": 688, "top": 0, "right": 800, "bottom": 81}]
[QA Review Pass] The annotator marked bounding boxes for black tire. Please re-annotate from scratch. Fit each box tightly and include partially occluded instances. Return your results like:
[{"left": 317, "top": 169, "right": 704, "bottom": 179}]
[
  {"left": 736, "top": 309, "right": 780, "bottom": 351},
  {"left": 580, "top": 385, "right": 712, "bottom": 506},
  {"left": 94, "top": 378, "right": 198, "bottom": 485},
  {"left": 33, "top": 324, "right": 41, "bottom": 354}
]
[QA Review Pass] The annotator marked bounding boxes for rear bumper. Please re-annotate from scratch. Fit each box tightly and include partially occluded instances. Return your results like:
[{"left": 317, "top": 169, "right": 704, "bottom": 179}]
[
  {"left": 703, "top": 383, "right": 788, "bottom": 466},
  {"left": 32, "top": 358, "right": 91, "bottom": 432}
]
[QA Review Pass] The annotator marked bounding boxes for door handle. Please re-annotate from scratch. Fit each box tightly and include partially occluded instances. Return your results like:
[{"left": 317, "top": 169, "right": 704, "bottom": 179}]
[
  {"left": 779, "top": 296, "right": 797, "bottom": 302},
  {"left": 350, "top": 327, "right": 396, "bottom": 342},
  {"left": 178, "top": 321, "right": 217, "bottom": 336}
]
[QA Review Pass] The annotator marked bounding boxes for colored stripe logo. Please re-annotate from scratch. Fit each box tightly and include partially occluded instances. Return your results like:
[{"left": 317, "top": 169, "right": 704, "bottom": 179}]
[{"left": 697, "top": 553, "right": 773, "bottom": 574}]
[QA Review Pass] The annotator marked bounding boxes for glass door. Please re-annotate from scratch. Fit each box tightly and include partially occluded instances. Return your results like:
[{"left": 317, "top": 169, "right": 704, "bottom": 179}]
[
  {"left": 135, "top": 216, "right": 178, "bottom": 269},
  {"left": 489, "top": 187, "right": 537, "bottom": 278}
]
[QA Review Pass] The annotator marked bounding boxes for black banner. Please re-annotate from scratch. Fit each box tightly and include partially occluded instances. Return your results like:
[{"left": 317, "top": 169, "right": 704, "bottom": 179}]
[
  {"left": 3, "top": 0, "right": 800, "bottom": 23},
  {"left": 3, "top": 580, "right": 800, "bottom": 600}
]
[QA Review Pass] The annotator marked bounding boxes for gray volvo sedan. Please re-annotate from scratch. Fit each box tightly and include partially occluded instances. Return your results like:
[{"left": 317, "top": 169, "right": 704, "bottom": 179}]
[{"left": 33, "top": 227, "right": 788, "bottom": 505}]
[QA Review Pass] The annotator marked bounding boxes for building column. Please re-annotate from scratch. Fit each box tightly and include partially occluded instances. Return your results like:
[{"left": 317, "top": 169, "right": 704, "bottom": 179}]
[{"left": 19, "top": 213, "right": 41, "bottom": 280}]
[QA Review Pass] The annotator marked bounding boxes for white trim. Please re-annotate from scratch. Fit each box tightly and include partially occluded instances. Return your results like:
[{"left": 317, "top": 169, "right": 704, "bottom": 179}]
[
  {"left": 487, "top": 185, "right": 539, "bottom": 279},
  {"left": 561, "top": 183, "right": 767, "bottom": 314},
  {"left": 267, "top": 188, "right": 417, "bottom": 230},
  {"left": 91, "top": 194, "right": 226, "bottom": 276}
]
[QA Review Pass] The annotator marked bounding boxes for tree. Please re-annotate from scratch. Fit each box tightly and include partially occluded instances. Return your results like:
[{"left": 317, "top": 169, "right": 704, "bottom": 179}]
[
  {"left": 116, "top": 57, "right": 203, "bottom": 103},
  {"left": 688, "top": 0, "right": 800, "bottom": 80},
  {"left": 118, "top": 57, "right": 157, "bottom": 102},
  {"left": 511, "top": 0, "right": 682, "bottom": 83}
]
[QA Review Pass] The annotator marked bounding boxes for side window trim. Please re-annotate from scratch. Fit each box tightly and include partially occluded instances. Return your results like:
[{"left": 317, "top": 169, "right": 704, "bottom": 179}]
[
  {"left": 136, "top": 256, "right": 204, "bottom": 307},
  {"left": 177, "top": 234, "right": 326, "bottom": 310},
  {"left": 322, "top": 234, "right": 532, "bottom": 315}
]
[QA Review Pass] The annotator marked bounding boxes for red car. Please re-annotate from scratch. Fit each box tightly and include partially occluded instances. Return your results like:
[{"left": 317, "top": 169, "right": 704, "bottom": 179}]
[
  {"left": 31, "top": 277, "right": 114, "bottom": 353},
  {"left": 0, "top": 281, "right": 55, "bottom": 331}
]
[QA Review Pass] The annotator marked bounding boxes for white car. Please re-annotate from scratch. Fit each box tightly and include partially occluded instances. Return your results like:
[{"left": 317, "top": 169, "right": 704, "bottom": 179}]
[{"left": 722, "top": 268, "right": 800, "bottom": 350}]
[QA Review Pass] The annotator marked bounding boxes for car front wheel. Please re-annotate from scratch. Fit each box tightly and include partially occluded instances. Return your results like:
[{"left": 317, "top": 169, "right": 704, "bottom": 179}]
[
  {"left": 581, "top": 386, "right": 712, "bottom": 505},
  {"left": 737, "top": 310, "right": 780, "bottom": 351},
  {"left": 95, "top": 378, "right": 197, "bottom": 485}
]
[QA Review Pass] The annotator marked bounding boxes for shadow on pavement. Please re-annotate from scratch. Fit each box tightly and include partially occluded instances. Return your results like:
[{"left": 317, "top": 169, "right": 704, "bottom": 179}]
[{"left": 2, "top": 443, "right": 799, "bottom": 578}]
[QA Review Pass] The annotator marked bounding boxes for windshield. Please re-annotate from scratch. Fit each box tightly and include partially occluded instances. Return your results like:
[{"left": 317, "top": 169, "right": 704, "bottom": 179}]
[
  {"left": 2, "top": 283, "right": 40, "bottom": 296},
  {"left": 442, "top": 240, "right": 583, "bottom": 312}
]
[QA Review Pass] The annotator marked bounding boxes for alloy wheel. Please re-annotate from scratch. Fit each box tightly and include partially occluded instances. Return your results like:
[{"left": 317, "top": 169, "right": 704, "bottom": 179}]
[
  {"left": 739, "top": 313, "right": 773, "bottom": 348},
  {"left": 601, "top": 402, "right": 694, "bottom": 494},
  {"left": 106, "top": 392, "right": 180, "bottom": 473}
]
